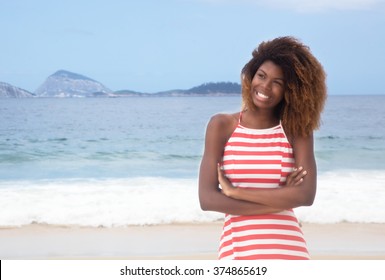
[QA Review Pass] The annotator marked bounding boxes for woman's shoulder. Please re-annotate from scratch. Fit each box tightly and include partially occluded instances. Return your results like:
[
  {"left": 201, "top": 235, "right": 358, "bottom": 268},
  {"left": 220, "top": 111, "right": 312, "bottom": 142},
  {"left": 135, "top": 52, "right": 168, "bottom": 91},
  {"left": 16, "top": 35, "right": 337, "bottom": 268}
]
[
  {"left": 205, "top": 112, "right": 239, "bottom": 146},
  {"left": 208, "top": 112, "right": 239, "bottom": 129}
]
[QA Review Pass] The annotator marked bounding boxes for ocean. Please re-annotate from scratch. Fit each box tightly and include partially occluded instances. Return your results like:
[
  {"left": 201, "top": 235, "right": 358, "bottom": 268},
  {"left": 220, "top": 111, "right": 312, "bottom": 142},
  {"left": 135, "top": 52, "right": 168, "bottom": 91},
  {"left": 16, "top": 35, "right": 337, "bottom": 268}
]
[{"left": 0, "top": 95, "right": 384, "bottom": 227}]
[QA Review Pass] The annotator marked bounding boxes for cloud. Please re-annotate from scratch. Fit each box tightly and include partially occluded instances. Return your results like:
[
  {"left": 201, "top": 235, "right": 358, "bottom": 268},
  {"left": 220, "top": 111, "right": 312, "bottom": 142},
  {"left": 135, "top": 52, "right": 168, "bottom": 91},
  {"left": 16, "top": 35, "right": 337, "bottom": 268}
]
[{"left": 197, "top": 0, "right": 385, "bottom": 12}]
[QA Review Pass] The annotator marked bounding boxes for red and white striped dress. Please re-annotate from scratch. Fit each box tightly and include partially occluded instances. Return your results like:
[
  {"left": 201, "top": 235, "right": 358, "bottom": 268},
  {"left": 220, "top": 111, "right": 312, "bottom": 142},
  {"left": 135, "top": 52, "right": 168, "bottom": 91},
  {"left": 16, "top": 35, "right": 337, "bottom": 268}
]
[{"left": 219, "top": 116, "right": 310, "bottom": 260}]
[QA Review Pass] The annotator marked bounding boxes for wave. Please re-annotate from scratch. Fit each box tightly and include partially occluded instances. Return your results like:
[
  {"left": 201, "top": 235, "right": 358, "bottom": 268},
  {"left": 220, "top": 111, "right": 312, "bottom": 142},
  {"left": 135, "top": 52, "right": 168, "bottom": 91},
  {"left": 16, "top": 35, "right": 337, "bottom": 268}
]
[
  {"left": 1, "top": 170, "right": 385, "bottom": 227},
  {"left": 0, "top": 177, "right": 222, "bottom": 227},
  {"left": 316, "top": 135, "right": 385, "bottom": 142},
  {"left": 296, "top": 170, "right": 385, "bottom": 224}
]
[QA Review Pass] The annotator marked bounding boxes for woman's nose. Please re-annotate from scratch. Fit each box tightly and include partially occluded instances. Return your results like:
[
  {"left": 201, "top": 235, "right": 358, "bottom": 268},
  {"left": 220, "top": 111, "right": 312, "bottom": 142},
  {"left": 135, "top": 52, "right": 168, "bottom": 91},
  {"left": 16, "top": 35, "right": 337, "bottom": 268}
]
[{"left": 261, "top": 79, "right": 272, "bottom": 91}]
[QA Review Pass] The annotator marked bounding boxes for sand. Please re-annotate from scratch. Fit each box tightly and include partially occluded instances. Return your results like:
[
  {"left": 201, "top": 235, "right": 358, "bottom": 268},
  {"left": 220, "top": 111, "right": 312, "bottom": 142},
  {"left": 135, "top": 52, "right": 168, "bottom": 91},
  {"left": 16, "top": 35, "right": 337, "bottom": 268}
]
[{"left": 0, "top": 223, "right": 384, "bottom": 260}]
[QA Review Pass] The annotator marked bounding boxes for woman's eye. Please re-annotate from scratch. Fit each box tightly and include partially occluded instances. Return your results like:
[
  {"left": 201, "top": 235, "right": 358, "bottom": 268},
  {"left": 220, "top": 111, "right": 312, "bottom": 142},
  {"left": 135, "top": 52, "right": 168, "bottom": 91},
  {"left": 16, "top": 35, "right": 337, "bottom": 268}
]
[{"left": 274, "top": 81, "right": 284, "bottom": 87}]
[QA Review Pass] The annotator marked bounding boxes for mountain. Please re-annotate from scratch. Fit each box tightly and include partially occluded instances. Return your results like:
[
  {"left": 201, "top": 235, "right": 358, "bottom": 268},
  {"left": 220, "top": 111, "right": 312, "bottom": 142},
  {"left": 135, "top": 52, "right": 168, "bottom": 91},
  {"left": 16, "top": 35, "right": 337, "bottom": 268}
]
[
  {"left": 1, "top": 70, "right": 241, "bottom": 98},
  {"left": 186, "top": 82, "right": 241, "bottom": 95},
  {"left": 35, "top": 70, "right": 112, "bottom": 97},
  {"left": 112, "top": 89, "right": 150, "bottom": 97},
  {"left": 154, "top": 82, "right": 241, "bottom": 97},
  {"left": 0, "top": 82, "right": 34, "bottom": 98}
]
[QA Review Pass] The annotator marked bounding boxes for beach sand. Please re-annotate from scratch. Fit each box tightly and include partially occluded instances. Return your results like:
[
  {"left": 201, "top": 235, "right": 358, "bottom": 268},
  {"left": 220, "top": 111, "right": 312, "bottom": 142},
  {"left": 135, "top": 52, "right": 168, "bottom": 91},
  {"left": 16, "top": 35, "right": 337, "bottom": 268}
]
[{"left": 0, "top": 223, "right": 384, "bottom": 260}]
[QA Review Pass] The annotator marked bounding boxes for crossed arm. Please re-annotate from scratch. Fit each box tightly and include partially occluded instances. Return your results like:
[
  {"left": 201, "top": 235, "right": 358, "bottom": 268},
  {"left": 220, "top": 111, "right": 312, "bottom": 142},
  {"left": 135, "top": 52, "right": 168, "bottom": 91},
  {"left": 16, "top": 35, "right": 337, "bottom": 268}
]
[{"left": 198, "top": 114, "right": 317, "bottom": 216}]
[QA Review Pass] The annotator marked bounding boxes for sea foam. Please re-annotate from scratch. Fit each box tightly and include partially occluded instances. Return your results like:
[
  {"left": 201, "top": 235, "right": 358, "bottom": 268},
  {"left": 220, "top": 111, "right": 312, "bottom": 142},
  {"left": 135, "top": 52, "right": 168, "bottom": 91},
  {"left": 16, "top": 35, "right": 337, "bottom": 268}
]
[{"left": 1, "top": 170, "right": 384, "bottom": 227}]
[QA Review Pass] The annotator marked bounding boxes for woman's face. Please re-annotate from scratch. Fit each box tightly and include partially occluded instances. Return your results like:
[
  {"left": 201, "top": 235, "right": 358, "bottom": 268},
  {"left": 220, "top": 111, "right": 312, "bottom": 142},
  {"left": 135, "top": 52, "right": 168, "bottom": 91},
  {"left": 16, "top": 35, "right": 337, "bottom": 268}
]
[{"left": 250, "top": 60, "right": 285, "bottom": 110}]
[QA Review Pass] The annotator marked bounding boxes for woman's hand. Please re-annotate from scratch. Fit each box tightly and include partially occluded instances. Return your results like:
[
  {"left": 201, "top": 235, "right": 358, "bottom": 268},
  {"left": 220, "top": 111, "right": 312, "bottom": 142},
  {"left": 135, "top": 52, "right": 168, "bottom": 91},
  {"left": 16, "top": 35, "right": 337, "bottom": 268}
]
[
  {"left": 285, "top": 166, "right": 307, "bottom": 187},
  {"left": 217, "top": 163, "right": 237, "bottom": 198}
]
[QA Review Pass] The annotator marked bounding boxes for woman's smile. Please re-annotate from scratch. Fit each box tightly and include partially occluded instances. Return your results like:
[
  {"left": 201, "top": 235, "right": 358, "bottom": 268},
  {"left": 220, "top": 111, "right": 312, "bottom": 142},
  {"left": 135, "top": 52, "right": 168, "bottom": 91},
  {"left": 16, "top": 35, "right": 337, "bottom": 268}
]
[{"left": 256, "top": 91, "right": 270, "bottom": 101}]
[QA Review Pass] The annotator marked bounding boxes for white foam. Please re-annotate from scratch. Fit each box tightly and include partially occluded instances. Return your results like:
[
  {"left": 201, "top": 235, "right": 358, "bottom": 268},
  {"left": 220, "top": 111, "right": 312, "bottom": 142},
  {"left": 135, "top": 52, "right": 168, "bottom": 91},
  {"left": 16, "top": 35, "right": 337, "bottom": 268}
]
[
  {"left": 295, "top": 170, "right": 385, "bottom": 223},
  {"left": 1, "top": 170, "right": 384, "bottom": 227},
  {"left": 0, "top": 177, "right": 222, "bottom": 227}
]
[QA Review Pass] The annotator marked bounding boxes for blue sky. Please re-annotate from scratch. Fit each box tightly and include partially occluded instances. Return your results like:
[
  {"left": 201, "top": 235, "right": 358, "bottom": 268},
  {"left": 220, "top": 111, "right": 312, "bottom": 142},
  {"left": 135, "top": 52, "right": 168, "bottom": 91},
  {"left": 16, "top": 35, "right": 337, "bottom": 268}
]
[{"left": 1, "top": 0, "right": 385, "bottom": 95}]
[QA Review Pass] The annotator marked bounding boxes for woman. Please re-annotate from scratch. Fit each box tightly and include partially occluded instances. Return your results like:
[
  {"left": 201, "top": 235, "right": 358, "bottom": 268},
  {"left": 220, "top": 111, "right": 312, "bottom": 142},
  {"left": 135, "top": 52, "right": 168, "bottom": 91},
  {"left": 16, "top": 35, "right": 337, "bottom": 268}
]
[{"left": 198, "top": 36, "right": 327, "bottom": 260}]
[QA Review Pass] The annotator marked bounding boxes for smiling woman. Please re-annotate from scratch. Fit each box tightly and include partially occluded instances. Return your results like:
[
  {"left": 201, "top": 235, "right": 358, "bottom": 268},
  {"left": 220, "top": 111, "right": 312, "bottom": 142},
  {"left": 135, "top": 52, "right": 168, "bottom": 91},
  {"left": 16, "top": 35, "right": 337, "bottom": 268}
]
[
  {"left": 250, "top": 60, "right": 285, "bottom": 112},
  {"left": 241, "top": 37, "right": 327, "bottom": 138},
  {"left": 198, "top": 36, "right": 327, "bottom": 260}
]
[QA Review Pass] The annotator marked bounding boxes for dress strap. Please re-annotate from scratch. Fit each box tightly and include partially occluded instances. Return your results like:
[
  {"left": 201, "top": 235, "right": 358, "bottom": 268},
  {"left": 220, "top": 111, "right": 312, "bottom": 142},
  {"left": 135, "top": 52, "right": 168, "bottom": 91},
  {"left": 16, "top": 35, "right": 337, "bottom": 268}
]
[{"left": 238, "top": 111, "right": 243, "bottom": 124}]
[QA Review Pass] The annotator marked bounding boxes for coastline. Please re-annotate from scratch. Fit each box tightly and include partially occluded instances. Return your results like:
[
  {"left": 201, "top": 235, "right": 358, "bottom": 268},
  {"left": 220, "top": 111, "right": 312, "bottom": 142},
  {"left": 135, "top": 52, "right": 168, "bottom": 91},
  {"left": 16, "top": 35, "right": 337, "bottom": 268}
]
[{"left": 0, "top": 222, "right": 384, "bottom": 260}]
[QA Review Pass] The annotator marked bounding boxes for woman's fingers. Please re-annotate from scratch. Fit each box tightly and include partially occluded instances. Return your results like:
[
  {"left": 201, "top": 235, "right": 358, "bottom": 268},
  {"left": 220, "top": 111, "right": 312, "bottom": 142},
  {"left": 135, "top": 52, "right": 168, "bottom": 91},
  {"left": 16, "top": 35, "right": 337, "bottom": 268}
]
[
  {"left": 217, "top": 163, "right": 226, "bottom": 185},
  {"left": 288, "top": 166, "right": 307, "bottom": 186},
  {"left": 217, "top": 163, "right": 223, "bottom": 177},
  {"left": 217, "top": 163, "right": 234, "bottom": 196}
]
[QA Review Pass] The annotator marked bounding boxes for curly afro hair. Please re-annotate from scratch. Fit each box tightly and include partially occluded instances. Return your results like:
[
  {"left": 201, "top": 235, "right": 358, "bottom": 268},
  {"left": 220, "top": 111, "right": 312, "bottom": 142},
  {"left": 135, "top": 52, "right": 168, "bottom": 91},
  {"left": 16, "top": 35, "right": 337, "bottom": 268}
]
[{"left": 241, "top": 36, "right": 327, "bottom": 137}]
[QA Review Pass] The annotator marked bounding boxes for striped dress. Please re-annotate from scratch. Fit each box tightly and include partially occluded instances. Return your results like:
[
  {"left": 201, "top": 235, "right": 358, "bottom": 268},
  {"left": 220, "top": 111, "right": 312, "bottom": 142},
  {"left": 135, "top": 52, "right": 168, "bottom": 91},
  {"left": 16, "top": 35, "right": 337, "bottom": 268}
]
[{"left": 219, "top": 118, "right": 310, "bottom": 260}]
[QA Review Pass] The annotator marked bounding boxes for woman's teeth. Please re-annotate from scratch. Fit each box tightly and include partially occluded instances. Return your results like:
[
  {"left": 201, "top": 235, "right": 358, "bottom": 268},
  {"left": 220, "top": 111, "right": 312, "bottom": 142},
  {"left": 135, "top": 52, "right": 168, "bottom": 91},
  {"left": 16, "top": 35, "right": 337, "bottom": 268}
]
[{"left": 257, "top": 92, "right": 269, "bottom": 99}]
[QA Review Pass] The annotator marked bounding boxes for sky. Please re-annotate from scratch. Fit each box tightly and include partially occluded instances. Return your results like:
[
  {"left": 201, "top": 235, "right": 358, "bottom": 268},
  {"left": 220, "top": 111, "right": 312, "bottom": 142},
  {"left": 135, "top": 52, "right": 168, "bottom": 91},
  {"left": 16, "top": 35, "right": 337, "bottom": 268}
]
[{"left": 1, "top": 0, "right": 385, "bottom": 95}]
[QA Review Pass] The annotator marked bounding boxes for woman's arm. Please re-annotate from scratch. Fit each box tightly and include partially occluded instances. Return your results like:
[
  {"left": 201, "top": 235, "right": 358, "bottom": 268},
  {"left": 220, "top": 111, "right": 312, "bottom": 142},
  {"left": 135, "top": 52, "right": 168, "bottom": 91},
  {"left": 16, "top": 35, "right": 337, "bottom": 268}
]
[
  {"left": 198, "top": 114, "right": 284, "bottom": 215},
  {"left": 219, "top": 133, "right": 317, "bottom": 209}
]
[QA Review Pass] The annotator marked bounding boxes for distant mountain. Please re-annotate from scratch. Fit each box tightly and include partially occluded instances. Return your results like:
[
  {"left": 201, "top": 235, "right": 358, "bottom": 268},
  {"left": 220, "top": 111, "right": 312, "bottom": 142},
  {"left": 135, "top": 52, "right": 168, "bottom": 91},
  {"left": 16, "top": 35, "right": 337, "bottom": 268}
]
[
  {"left": 112, "top": 89, "right": 150, "bottom": 97},
  {"left": 1, "top": 71, "right": 241, "bottom": 98},
  {"left": 0, "top": 82, "right": 34, "bottom": 98},
  {"left": 186, "top": 82, "right": 241, "bottom": 95},
  {"left": 35, "top": 70, "right": 112, "bottom": 97},
  {"left": 154, "top": 82, "right": 241, "bottom": 97}
]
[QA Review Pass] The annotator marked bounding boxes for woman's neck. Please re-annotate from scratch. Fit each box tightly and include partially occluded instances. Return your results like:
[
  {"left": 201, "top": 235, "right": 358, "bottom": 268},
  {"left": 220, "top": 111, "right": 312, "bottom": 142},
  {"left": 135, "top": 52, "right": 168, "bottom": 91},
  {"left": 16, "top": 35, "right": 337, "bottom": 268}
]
[{"left": 241, "top": 108, "right": 280, "bottom": 129}]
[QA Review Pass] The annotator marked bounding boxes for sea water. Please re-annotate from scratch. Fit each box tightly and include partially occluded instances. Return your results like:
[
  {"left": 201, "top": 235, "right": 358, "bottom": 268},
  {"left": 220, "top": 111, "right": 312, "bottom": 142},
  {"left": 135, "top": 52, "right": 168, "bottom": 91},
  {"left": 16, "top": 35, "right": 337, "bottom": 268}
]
[{"left": 0, "top": 95, "right": 384, "bottom": 226}]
